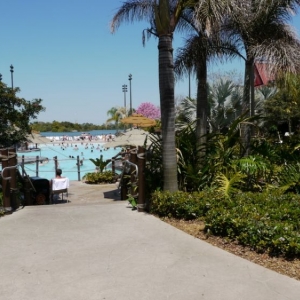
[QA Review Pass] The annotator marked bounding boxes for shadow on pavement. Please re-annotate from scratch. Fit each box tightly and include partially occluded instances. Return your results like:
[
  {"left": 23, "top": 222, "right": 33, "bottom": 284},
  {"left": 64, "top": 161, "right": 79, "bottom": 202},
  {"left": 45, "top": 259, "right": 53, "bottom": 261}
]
[{"left": 103, "top": 188, "right": 121, "bottom": 201}]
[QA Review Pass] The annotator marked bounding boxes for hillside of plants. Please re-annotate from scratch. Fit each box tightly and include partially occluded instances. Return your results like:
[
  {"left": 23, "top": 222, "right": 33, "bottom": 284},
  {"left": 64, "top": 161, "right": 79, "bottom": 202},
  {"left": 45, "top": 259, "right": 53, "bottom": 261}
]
[{"left": 146, "top": 75, "right": 300, "bottom": 261}]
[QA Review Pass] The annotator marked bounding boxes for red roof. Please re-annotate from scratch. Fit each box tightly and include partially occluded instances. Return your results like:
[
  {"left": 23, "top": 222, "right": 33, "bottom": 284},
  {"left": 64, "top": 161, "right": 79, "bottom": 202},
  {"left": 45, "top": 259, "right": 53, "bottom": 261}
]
[{"left": 254, "top": 62, "right": 275, "bottom": 87}]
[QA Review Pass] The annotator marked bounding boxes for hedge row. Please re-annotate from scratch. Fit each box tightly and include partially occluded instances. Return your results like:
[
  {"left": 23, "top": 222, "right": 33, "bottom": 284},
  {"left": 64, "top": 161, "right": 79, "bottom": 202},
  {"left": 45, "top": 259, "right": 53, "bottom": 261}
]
[{"left": 150, "top": 190, "right": 300, "bottom": 257}]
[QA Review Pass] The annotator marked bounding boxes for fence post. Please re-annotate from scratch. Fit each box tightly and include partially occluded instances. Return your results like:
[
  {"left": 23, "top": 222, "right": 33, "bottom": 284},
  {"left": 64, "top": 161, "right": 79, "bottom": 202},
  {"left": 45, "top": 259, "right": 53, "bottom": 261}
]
[
  {"left": 54, "top": 156, "right": 58, "bottom": 177},
  {"left": 22, "top": 155, "right": 25, "bottom": 177},
  {"left": 8, "top": 148, "right": 19, "bottom": 210},
  {"left": 77, "top": 155, "right": 80, "bottom": 181},
  {"left": 137, "top": 146, "right": 146, "bottom": 212},
  {"left": 1, "top": 149, "right": 11, "bottom": 212},
  {"left": 35, "top": 155, "right": 39, "bottom": 177},
  {"left": 111, "top": 158, "right": 115, "bottom": 174}
]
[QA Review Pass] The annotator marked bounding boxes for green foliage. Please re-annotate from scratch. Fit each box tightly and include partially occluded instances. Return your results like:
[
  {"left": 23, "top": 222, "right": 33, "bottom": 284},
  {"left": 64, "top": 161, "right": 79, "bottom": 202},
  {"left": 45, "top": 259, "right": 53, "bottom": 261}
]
[
  {"left": 150, "top": 189, "right": 300, "bottom": 257},
  {"left": 277, "top": 163, "right": 300, "bottom": 193},
  {"left": 106, "top": 106, "right": 127, "bottom": 129},
  {"left": 150, "top": 189, "right": 217, "bottom": 220},
  {"left": 0, "top": 82, "right": 45, "bottom": 147},
  {"left": 176, "top": 124, "right": 202, "bottom": 191},
  {"left": 82, "top": 171, "right": 117, "bottom": 184},
  {"left": 144, "top": 133, "right": 164, "bottom": 196},
  {"left": 31, "top": 121, "right": 106, "bottom": 132},
  {"left": 127, "top": 194, "right": 137, "bottom": 210},
  {"left": 214, "top": 172, "right": 246, "bottom": 198},
  {"left": 234, "top": 155, "right": 272, "bottom": 192},
  {"left": 264, "top": 73, "right": 300, "bottom": 133},
  {"left": 205, "top": 191, "right": 300, "bottom": 257},
  {"left": 89, "top": 155, "right": 110, "bottom": 173}
]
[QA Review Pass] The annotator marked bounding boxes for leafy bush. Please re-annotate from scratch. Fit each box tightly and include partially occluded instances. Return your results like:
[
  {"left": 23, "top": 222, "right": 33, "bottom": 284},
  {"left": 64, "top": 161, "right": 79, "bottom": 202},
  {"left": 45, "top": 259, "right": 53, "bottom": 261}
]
[
  {"left": 150, "top": 189, "right": 300, "bottom": 257},
  {"left": 150, "top": 189, "right": 220, "bottom": 220},
  {"left": 205, "top": 191, "right": 300, "bottom": 257},
  {"left": 82, "top": 171, "right": 117, "bottom": 184}
]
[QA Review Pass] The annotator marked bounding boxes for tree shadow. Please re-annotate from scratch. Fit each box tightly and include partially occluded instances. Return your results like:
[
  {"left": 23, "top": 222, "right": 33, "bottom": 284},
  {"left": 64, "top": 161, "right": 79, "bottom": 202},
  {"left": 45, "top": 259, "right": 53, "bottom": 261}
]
[{"left": 103, "top": 189, "right": 121, "bottom": 201}]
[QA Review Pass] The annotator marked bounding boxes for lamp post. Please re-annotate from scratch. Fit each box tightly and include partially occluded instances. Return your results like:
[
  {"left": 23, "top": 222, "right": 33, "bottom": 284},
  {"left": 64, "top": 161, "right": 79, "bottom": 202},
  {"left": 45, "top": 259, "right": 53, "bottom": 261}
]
[
  {"left": 122, "top": 84, "right": 127, "bottom": 114},
  {"left": 128, "top": 74, "right": 132, "bottom": 115},
  {"left": 10, "top": 64, "right": 14, "bottom": 90}
]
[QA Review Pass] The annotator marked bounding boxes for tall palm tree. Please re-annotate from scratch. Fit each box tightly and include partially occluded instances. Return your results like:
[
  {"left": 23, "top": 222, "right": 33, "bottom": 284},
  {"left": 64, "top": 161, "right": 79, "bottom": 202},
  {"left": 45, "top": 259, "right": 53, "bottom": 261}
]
[
  {"left": 106, "top": 107, "right": 126, "bottom": 130},
  {"left": 111, "top": 0, "right": 197, "bottom": 192},
  {"left": 174, "top": 1, "right": 239, "bottom": 163},
  {"left": 222, "top": 0, "right": 300, "bottom": 155}
]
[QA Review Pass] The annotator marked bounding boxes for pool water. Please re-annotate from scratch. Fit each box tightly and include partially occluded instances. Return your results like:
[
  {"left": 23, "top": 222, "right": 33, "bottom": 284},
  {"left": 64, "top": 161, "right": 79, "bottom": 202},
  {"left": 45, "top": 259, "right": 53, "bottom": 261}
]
[{"left": 18, "top": 143, "right": 121, "bottom": 181}]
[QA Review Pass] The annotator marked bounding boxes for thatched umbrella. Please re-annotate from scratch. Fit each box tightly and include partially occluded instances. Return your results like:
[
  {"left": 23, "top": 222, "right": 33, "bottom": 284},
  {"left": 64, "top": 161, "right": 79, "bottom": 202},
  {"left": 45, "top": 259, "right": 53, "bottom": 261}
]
[
  {"left": 120, "top": 114, "right": 156, "bottom": 128},
  {"left": 103, "top": 128, "right": 150, "bottom": 148},
  {"left": 25, "top": 133, "right": 50, "bottom": 148}
]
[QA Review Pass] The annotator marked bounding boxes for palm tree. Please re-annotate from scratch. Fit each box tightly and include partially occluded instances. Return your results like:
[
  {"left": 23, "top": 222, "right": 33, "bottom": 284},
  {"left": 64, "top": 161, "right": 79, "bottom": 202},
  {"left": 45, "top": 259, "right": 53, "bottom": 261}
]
[
  {"left": 222, "top": 0, "right": 300, "bottom": 155},
  {"left": 176, "top": 79, "right": 243, "bottom": 134},
  {"left": 176, "top": 96, "right": 197, "bottom": 131},
  {"left": 174, "top": 1, "right": 240, "bottom": 164},
  {"left": 106, "top": 107, "right": 126, "bottom": 130},
  {"left": 111, "top": 0, "right": 197, "bottom": 192},
  {"left": 208, "top": 78, "right": 243, "bottom": 133}
]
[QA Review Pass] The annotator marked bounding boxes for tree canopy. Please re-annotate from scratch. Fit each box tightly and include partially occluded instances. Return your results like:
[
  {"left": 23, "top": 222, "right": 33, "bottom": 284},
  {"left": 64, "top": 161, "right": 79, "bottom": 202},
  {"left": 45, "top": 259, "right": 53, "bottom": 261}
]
[{"left": 0, "top": 82, "right": 45, "bottom": 147}]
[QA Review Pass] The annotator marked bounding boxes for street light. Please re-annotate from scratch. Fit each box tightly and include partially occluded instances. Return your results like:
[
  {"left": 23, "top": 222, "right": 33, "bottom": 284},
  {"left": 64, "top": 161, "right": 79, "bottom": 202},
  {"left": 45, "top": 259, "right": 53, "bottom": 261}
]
[
  {"left": 128, "top": 74, "right": 132, "bottom": 115},
  {"left": 10, "top": 64, "right": 14, "bottom": 90},
  {"left": 122, "top": 84, "right": 127, "bottom": 113}
]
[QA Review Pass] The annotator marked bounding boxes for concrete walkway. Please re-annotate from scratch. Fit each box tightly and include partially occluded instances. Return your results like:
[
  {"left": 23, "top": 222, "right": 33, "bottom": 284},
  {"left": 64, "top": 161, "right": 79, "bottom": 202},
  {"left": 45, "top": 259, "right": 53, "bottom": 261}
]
[{"left": 0, "top": 181, "right": 300, "bottom": 300}]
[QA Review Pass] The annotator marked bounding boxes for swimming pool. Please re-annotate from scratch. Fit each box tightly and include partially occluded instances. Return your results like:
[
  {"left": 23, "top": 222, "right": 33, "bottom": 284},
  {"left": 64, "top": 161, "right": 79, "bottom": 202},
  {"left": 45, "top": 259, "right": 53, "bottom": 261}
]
[{"left": 18, "top": 142, "right": 121, "bottom": 181}]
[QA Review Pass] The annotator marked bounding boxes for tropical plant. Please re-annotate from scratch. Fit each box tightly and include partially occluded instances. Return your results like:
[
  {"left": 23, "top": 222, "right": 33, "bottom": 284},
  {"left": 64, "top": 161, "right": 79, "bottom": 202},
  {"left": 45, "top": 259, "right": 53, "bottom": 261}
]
[
  {"left": 0, "top": 82, "right": 45, "bottom": 147},
  {"left": 277, "top": 163, "right": 300, "bottom": 193},
  {"left": 176, "top": 97, "right": 196, "bottom": 131},
  {"left": 208, "top": 78, "right": 243, "bottom": 133},
  {"left": 264, "top": 73, "right": 300, "bottom": 135},
  {"left": 111, "top": 0, "right": 198, "bottom": 192},
  {"left": 175, "top": 124, "right": 202, "bottom": 191},
  {"left": 175, "top": 1, "right": 239, "bottom": 161},
  {"left": 144, "top": 133, "right": 164, "bottom": 195},
  {"left": 221, "top": 0, "right": 300, "bottom": 155},
  {"left": 82, "top": 171, "right": 117, "bottom": 184},
  {"left": 214, "top": 172, "right": 246, "bottom": 198},
  {"left": 106, "top": 107, "right": 126, "bottom": 130},
  {"left": 89, "top": 155, "right": 111, "bottom": 173}
]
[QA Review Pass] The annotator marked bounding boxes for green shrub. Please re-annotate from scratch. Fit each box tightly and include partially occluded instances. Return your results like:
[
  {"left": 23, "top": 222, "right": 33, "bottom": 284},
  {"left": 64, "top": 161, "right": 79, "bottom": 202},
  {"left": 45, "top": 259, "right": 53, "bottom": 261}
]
[
  {"left": 150, "top": 189, "right": 222, "bottom": 220},
  {"left": 82, "top": 171, "right": 117, "bottom": 184},
  {"left": 150, "top": 189, "right": 300, "bottom": 257},
  {"left": 205, "top": 191, "right": 300, "bottom": 257}
]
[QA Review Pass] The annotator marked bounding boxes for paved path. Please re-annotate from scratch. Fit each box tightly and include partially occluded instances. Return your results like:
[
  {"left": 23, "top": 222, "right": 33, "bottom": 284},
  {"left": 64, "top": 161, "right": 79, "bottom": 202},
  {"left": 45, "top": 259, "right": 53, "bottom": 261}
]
[{"left": 0, "top": 181, "right": 300, "bottom": 300}]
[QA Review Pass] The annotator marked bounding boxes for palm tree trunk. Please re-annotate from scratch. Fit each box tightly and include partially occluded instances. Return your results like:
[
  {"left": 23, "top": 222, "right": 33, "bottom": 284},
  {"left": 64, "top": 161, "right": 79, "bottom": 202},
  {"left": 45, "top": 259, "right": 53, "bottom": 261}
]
[
  {"left": 241, "top": 57, "right": 254, "bottom": 156},
  {"left": 196, "top": 58, "right": 207, "bottom": 164},
  {"left": 158, "top": 34, "right": 178, "bottom": 192}
]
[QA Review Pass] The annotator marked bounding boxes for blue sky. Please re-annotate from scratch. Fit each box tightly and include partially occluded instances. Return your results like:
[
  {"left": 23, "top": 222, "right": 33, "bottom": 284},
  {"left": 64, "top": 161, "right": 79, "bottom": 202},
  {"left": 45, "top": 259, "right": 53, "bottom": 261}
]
[{"left": 0, "top": 0, "right": 300, "bottom": 125}]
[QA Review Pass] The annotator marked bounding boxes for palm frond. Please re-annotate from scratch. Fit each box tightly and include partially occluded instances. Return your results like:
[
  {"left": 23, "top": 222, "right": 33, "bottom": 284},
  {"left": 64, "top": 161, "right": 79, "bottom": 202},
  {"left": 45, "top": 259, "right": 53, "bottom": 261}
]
[
  {"left": 214, "top": 172, "right": 246, "bottom": 198},
  {"left": 278, "top": 163, "right": 300, "bottom": 192},
  {"left": 110, "top": 0, "right": 154, "bottom": 33}
]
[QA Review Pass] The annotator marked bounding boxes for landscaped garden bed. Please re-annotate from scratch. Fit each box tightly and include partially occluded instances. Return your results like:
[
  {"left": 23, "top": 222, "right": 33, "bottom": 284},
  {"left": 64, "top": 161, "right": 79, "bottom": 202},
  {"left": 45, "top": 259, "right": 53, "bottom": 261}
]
[{"left": 150, "top": 189, "right": 300, "bottom": 281}]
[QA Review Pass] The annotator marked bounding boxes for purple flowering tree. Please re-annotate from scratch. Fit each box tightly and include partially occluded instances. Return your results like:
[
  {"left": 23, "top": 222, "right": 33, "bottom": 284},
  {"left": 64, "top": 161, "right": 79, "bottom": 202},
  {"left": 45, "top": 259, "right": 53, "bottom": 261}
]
[{"left": 136, "top": 102, "right": 161, "bottom": 120}]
